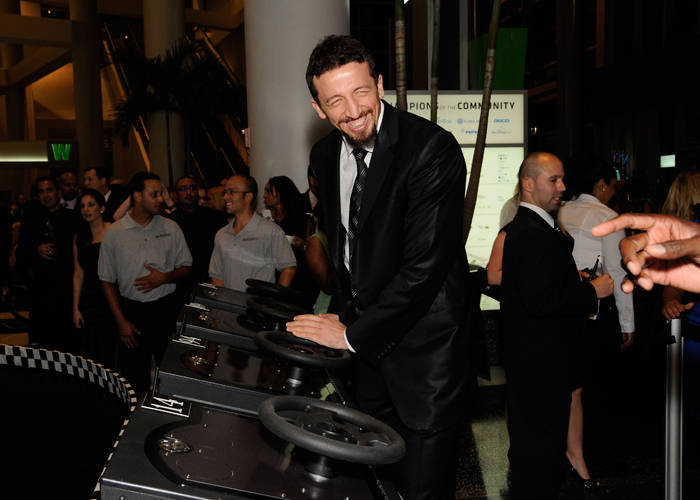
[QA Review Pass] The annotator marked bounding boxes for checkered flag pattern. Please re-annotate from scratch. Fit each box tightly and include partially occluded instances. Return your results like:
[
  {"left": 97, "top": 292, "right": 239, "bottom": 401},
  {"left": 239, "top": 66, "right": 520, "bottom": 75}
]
[{"left": 0, "top": 344, "right": 137, "bottom": 500}]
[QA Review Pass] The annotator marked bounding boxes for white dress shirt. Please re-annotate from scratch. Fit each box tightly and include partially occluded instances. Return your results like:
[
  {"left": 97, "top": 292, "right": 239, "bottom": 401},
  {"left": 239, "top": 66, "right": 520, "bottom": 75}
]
[
  {"left": 519, "top": 201, "right": 556, "bottom": 228},
  {"left": 559, "top": 193, "right": 634, "bottom": 333},
  {"left": 339, "top": 101, "right": 384, "bottom": 270}
]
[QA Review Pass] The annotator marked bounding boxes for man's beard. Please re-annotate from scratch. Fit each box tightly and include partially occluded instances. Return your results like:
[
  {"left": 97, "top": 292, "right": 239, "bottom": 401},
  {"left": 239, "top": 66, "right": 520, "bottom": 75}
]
[{"left": 342, "top": 129, "right": 377, "bottom": 150}]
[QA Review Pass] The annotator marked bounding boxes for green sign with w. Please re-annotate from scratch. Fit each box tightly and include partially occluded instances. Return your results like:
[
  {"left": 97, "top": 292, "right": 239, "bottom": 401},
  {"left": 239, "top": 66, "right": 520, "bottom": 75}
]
[{"left": 50, "top": 143, "right": 71, "bottom": 161}]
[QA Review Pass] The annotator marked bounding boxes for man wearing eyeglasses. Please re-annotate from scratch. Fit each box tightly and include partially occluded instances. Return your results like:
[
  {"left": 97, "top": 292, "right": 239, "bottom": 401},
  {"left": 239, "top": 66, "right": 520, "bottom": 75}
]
[
  {"left": 167, "top": 175, "right": 229, "bottom": 304},
  {"left": 209, "top": 174, "right": 296, "bottom": 292}
]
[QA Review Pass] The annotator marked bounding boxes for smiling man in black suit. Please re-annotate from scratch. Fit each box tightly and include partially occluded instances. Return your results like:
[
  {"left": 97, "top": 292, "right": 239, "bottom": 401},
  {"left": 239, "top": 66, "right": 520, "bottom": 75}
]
[{"left": 286, "top": 35, "right": 470, "bottom": 499}]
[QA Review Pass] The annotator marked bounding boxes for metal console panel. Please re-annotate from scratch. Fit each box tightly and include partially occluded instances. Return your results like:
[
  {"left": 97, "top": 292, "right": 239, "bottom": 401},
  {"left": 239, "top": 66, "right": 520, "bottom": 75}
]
[
  {"left": 100, "top": 397, "right": 398, "bottom": 500},
  {"left": 157, "top": 336, "right": 340, "bottom": 415},
  {"left": 175, "top": 304, "right": 261, "bottom": 351},
  {"left": 191, "top": 283, "right": 251, "bottom": 315}
]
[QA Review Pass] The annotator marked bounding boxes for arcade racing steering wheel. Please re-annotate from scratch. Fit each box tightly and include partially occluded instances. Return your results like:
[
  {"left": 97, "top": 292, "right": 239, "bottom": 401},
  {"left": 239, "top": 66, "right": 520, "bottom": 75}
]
[
  {"left": 254, "top": 330, "right": 352, "bottom": 369},
  {"left": 245, "top": 279, "right": 309, "bottom": 307},
  {"left": 259, "top": 395, "right": 406, "bottom": 466}
]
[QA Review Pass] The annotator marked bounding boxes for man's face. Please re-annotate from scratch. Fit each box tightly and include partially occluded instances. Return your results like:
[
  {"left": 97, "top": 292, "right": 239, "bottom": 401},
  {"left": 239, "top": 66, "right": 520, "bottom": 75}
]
[
  {"left": 527, "top": 157, "right": 566, "bottom": 213},
  {"left": 135, "top": 179, "right": 164, "bottom": 216},
  {"left": 37, "top": 180, "right": 60, "bottom": 211},
  {"left": 59, "top": 172, "right": 79, "bottom": 200},
  {"left": 84, "top": 169, "right": 107, "bottom": 192},
  {"left": 198, "top": 188, "right": 209, "bottom": 207},
  {"left": 311, "top": 62, "right": 384, "bottom": 149},
  {"left": 175, "top": 177, "right": 198, "bottom": 210},
  {"left": 223, "top": 177, "right": 250, "bottom": 216}
]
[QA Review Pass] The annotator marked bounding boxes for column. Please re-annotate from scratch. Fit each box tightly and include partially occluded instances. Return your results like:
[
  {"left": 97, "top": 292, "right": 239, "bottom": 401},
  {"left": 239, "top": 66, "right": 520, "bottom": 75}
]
[
  {"left": 70, "top": 0, "right": 104, "bottom": 170},
  {"left": 143, "top": 0, "right": 185, "bottom": 187},
  {"left": 244, "top": 0, "right": 349, "bottom": 204},
  {"left": 0, "top": 0, "right": 24, "bottom": 140}
]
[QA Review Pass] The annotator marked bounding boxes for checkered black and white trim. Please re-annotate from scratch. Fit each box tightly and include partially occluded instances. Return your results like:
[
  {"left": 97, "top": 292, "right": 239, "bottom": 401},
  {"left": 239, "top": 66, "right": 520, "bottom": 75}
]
[
  {"left": 0, "top": 344, "right": 137, "bottom": 500},
  {"left": 0, "top": 345, "right": 135, "bottom": 407}
]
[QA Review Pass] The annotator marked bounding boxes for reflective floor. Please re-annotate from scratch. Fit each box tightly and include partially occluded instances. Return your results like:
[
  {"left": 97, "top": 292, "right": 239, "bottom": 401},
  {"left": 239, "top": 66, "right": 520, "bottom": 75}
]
[{"left": 454, "top": 352, "right": 700, "bottom": 499}]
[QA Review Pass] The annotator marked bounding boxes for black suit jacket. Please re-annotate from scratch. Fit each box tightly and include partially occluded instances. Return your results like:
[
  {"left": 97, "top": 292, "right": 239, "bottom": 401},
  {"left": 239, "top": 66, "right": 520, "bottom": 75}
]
[
  {"left": 103, "top": 184, "right": 128, "bottom": 223},
  {"left": 501, "top": 207, "right": 597, "bottom": 457},
  {"left": 310, "top": 102, "right": 469, "bottom": 429}
]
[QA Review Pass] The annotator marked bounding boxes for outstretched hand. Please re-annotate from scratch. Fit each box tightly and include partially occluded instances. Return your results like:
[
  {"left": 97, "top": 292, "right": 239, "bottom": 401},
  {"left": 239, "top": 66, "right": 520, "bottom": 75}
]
[
  {"left": 592, "top": 213, "right": 700, "bottom": 293},
  {"left": 286, "top": 313, "right": 349, "bottom": 350}
]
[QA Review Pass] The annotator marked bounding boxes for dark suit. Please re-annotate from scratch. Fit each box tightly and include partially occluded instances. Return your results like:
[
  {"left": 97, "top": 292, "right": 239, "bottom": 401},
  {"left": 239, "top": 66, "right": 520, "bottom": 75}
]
[
  {"left": 103, "top": 184, "right": 128, "bottom": 223},
  {"left": 15, "top": 203, "right": 80, "bottom": 351},
  {"left": 501, "top": 206, "right": 597, "bottom": 498},
  {"left": 310, "top": 101, "right": 469, "bottom": 499}
]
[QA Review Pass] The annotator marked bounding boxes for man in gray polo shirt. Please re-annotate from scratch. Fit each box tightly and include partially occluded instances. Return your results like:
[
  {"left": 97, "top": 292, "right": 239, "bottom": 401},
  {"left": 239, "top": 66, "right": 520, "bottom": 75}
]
[
  {"left": 98, "top": 171, "right": 192, "bottom": 394},
  {"left": 209, "top": 174, "right": 296, "bottom": 291}
]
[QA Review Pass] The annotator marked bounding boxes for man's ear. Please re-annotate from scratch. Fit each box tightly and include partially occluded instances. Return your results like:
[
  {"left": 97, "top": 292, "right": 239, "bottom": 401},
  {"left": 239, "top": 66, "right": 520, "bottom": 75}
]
[
  {"left": 522, "top": 177, "right": 534, "bottom": 193},
  {"left": 311, "top": 98, "right": 327, "bottom": 120},
  {"left": 377, "top": 74, "right": 384, "bottom": 99}
]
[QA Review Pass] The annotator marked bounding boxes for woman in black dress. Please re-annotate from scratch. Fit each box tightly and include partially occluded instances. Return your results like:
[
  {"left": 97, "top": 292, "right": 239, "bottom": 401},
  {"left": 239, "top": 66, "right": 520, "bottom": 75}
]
[
  {"left": 263, "top": 176, "right": 317, "bottom": 306},
  {"left": 72, "top": 188, "right": 117, "bottom": 368}
]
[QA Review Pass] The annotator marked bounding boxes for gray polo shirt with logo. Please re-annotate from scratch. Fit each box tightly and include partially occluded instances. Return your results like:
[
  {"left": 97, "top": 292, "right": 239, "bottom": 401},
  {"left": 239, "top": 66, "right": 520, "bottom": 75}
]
[
  {"left": 98, "top": 212, "right": 192, "bottom": 302},
  {"left": 209, "top": 212, "right": 296, "bottom": 291}
]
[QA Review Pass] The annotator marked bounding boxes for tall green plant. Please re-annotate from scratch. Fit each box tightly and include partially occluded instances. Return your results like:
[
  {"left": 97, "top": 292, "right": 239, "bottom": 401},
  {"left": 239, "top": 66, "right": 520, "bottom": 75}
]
[{"left": 112, "top": 40, "right": 246, "bottom": 184}]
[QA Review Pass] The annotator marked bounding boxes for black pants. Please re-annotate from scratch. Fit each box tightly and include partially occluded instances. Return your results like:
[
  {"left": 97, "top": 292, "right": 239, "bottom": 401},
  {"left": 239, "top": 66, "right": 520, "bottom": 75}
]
[
  {"left": 354, "top": 361, "right": 460, "bottom": 500},
  {"left": 29, "top": 280, "right": 74, "bottom": 353},
  {"left": 118, "top": 293, "right": 177, "bottom": 396}
]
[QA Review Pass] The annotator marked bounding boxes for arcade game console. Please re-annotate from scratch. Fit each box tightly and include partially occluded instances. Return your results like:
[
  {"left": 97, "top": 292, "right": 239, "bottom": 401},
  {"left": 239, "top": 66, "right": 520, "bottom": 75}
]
[
  {"left": 155, "top": 332, "right": 350, "bottom": 414},
  {"left": 191, "top": 282, "right": 251, "bottom": 314},
  {"left": 100, "top": 394, "right": 404, "bottom": 500}
]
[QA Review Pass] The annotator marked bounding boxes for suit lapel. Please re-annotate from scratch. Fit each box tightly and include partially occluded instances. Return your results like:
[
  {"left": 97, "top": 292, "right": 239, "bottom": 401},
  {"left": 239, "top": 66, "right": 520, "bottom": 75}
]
[
  {"left": 358, "top": 101, "right": 398, "bottom": 231},
  {"left": 324, "top": 136, "right": 344, "bottom": 270}
]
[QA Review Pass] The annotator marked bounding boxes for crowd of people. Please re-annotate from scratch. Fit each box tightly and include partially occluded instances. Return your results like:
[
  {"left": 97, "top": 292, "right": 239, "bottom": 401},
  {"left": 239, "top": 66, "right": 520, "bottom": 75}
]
[
  {"left": 487, "top": 153, "right": 700, "bottom": 498},
  {"left": 1, "top": 165, "right": 329, "bottom": 396},
  {"left": 2, "top": 34, "right": 700, "bottom": 500}
]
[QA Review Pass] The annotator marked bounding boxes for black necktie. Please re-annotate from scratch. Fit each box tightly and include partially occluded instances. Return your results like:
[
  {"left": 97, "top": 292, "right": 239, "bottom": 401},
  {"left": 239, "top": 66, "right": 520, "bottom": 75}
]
[
  {"left": 347, "top": 148, "right": 368, "bottom": 263},
  {"left": 347, "top": 148, "right": 368, "bottom": 314}
]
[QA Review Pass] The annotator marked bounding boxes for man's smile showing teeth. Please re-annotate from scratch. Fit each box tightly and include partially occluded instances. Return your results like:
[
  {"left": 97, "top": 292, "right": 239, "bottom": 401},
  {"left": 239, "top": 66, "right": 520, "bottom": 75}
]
[{"left": 347, "top": 114, "right": 368, "bottom": 130}]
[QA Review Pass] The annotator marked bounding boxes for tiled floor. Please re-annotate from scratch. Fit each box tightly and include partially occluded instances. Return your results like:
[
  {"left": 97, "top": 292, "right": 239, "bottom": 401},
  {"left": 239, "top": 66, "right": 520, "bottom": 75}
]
[{"left": 454, "top": 344, "right": 700, "bottom": 499}]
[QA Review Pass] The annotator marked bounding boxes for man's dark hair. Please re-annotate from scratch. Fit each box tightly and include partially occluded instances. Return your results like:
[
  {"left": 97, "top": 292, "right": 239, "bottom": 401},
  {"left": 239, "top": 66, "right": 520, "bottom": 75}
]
[
  {"left": 237, "top": 174, "right": 258, "bottom": 205},
  {"left": 127, "top": 171, "right": 160, "bottom": 201},
  {"left": 306, "top": 35, "right": 378, "bottom": 101},
  {"left": 33, "top": 176, "right": 58, "bottom": 192},
  {"left": 175, "top": 173, "right": 199, "bottom": 187},
  {"left": 58, "top": 167, "right": 78, "bottom": 179},
  {"left": 86, "top": 165, "right": 110, "bottom": 182}
]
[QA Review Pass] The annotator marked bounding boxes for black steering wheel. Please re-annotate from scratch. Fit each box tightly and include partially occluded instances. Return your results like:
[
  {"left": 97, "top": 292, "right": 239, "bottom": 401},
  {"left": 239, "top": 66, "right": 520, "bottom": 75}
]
[
  {"left": 246, "top": 298, "right": 306, "bottom": 326},
  {"left": 258, "top": 396, "right": 406, "bottom": 465},
  {"left": 245, "top": 279, "right": 309, "bottom": 307},
  {"left": 254, "top": 330, "right": 352, "bottom": 369}
]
